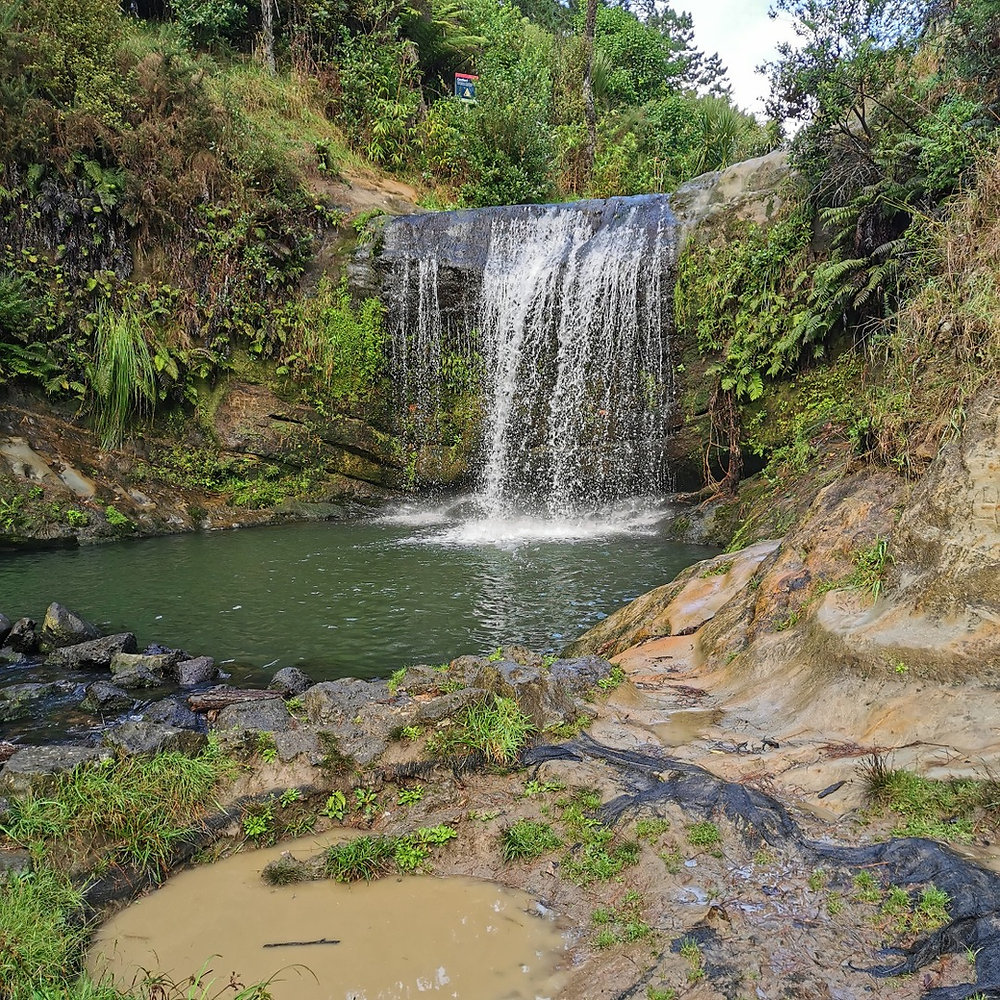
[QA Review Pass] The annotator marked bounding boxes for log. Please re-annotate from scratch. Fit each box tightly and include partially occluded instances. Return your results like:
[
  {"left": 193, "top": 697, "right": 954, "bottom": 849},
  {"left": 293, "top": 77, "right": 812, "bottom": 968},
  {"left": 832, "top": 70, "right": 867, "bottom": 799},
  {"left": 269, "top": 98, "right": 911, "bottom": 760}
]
[{"left": 187, "top": 687, "right": 281, "bottom": 712}]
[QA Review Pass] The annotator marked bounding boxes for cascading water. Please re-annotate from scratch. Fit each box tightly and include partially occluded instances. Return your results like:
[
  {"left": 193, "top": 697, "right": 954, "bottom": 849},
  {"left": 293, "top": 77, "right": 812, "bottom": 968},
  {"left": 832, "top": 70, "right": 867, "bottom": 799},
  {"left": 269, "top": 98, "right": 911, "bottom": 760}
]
[{"left": 376, "top": 195, "right": 676, "bottom": 522}]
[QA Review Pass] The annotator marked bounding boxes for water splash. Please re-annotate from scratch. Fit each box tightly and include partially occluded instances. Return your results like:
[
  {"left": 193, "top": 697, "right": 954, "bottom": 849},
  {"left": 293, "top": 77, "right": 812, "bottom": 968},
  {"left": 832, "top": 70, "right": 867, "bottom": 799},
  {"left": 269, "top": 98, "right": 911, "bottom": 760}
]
[{"left": 379, "top": 195, "right": 677, "bottom": 515}]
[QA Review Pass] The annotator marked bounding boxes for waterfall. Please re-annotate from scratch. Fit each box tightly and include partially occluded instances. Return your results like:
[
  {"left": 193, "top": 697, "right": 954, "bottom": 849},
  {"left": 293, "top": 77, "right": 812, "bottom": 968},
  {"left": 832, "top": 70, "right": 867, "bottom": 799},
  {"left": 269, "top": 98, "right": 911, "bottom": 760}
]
[{"left": 377, "top": 195, "right": 676, "bottom": 516}]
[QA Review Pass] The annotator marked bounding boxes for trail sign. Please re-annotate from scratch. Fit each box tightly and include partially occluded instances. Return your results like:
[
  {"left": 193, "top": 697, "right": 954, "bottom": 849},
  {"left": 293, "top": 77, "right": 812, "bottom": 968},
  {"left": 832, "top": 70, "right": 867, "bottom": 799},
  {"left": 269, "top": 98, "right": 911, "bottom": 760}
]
[{"left": 455, "top": 73, "right": 479, "bottom": 104}]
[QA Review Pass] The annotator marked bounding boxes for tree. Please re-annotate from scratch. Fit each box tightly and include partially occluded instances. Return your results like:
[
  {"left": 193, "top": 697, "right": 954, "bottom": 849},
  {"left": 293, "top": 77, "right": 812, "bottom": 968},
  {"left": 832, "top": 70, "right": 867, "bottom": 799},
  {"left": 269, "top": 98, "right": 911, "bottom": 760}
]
[{"left": 760, "top": 0, "right": 929, "bottom": 124}]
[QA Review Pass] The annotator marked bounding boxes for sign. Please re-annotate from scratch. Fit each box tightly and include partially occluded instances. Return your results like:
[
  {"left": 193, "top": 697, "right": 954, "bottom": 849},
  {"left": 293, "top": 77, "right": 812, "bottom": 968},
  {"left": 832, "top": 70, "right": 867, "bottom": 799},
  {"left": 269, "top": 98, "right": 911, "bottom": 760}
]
[{"left": 455, "top": 73, "right": 479, "bottom": 104}]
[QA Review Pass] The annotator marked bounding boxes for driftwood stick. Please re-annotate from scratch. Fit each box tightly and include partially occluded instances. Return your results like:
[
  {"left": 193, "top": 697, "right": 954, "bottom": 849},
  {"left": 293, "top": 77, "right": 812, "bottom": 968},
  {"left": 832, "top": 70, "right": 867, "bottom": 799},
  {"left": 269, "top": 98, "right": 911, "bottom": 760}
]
[{"left": 263, "top": 938, "right": 340, "bottom": 948}]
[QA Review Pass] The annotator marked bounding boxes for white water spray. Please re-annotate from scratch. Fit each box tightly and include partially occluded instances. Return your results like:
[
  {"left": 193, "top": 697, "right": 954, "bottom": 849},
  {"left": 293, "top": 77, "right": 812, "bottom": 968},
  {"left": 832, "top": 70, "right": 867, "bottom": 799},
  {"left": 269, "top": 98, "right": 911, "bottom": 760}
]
[{"left": 381, "top": 195, "right": 676, "bottom": 526}]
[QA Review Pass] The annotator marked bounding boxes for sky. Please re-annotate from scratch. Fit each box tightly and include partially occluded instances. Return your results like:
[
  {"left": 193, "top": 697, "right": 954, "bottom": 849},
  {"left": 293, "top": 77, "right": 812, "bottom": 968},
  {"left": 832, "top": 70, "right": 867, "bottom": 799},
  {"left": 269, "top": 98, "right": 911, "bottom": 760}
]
[{"left": 685, "top": 0, "right": 800, "bottom": 117}]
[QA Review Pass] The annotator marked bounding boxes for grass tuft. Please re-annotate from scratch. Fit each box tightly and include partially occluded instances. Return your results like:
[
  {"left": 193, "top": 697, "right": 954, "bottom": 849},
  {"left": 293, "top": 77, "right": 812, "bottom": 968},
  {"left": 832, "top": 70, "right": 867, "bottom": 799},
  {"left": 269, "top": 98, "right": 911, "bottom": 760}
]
[
  {"left": 428, "top": 694, "right": 534, "bottom": 766},
  {"left": 501, "top": 819, "right": 562, "bottom": 862},
  {"left": 1, "top": 741, "right": 231, "bottom": 874}
]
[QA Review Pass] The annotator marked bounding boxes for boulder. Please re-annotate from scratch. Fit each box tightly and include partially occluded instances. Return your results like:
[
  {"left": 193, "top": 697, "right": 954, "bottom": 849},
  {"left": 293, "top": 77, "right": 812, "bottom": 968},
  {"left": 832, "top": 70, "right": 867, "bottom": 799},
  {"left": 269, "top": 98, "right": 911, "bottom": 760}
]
[
  {"left": 548, "top": 655, "right": 615, "bottom": 695},
  {"left": 174, "top": 656, "right": 218, "bottom": 687},
  {"left": 103, "top": 721, "right": 206, "bottom": 756},
  {"left": 142, "top": 697, "right": 203, "bottom": 731},
  {"left": 268, "top": 666, "right": 313, "bottom": 697},
  {"left": 413, "top": 687, "right": 487, "bottom": 724},
  {"left": 302, "top": 678, "right": 389, "bottom": 724},
  {"left": 315, "top": 711, "right": 393, "bottom": 767},
  {"left": 47, "top": 633, "right": 137, "bottom": 670},
  {"left": 111, "top": 651, "right": 177, "bottom": 680},
  {"left": 80, "top": 681, "right": 135, "bottom": 715},
  {"left": 6, "top": 618, "right": 38, "bottom": 655},
  {"left": 467, "top": 660, "right": 572, "bottom": 729},
  {"left": 0, "top": 612, "right": 11, "bottom": 646},
  {"left": 390, "top": 664, "right": 447, "bottom": 695},
  {"left": 40, "top": 603, "right": 101, "bottom": 649},
  {"left": 215, "top": 697, "right": 293, "bottom": 733},
  {"left": 0, "top": 745, "right": 113, "bottom": 795},
  {"left": 0, "top": 683, "right": 59, "bottom": 722}
]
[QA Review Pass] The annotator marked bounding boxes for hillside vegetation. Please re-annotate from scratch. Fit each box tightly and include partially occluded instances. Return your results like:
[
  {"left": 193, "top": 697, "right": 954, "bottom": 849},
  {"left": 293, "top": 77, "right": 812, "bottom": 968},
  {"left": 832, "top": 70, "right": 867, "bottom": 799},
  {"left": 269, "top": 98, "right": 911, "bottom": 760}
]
[
  {"left": 673, "top": 0, "right": 1000, "bottom": 530},
  {"left": 0, "top": 0, "right": 998, "bottom": 536},
  {"left": 0, "top": 0, "right": 769, "bottom": 450}
]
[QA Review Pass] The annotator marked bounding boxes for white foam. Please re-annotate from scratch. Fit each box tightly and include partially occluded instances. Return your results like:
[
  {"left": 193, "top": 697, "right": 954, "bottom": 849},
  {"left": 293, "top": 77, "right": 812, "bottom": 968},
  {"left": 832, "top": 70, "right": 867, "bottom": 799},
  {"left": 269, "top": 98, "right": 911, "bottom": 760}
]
[{"left": 385, "top": 497, "right": 669, "bottom": 548}]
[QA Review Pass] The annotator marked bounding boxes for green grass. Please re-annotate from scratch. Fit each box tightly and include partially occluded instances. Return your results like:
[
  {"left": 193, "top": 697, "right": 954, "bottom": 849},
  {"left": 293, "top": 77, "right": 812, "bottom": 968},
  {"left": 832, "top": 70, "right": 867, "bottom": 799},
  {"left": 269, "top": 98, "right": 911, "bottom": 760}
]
[
  {"left": 324, "top": 826, "right": 457, "bottom": 881},
  {"left": 558, "top": 792, "right": 640, "bottom": 884},
  {"left": 589, "top": 891, "right": 653, "bottom": 948},
  {"left": 595, "top": 665, "right": 626, "bottom": 691},
  {"left": 859, "top": 755, "right": 996, "bottom": 842},
  {"left": 387, "top": 666, "right": 407, "bottom": 696},
  {"left": 686, "top": 821, "right": 721, "bottom": 847},
  {"left": 501, "top": 820, "right": 562, "bottom": 861},
  {"left": 700, "top": 559, "right": 734, "bottom": 577},
  {"left": 91, "top": 305, "right": 157, "bottom": 448},
  {"left": 324, "top": 835, "right": 400, "bottom": 882},
  {"left": 427, "top": 694, "right": 534, "bottom": 766},
  {"left": 635, "top": 817, "right": 671, "bottom": 841},
  {"left": 849, "top": 536, "right": 892, "bottom": 602},
  {"left": 0, "top": 864, "right": 90, "bottom": 1000},
  {"left": 1, "top": 741, "right": 231, "bottom": 874}
]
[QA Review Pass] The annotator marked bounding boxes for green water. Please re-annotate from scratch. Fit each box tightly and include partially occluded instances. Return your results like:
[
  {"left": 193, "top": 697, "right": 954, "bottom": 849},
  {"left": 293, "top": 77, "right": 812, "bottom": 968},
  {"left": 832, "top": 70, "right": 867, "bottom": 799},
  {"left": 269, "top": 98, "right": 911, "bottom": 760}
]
[{"left": 0, "top": 502, "right": 713, "bottom": 684}]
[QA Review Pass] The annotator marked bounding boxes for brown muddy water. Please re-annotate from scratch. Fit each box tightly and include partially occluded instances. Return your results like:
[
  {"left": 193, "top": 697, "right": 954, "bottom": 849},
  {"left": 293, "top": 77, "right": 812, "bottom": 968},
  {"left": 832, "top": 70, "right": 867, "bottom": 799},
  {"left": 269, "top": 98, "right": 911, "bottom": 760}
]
[{"left": 88, "top": 833, "right": 571, "bottom": 999}]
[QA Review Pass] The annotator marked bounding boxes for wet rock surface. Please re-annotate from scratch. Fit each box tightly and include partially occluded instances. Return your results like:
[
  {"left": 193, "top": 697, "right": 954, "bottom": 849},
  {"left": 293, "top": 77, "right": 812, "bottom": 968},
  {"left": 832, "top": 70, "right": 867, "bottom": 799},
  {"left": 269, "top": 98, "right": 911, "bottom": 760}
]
[{"left": 40, "top": 602, "right": 101, "bottom": 649}]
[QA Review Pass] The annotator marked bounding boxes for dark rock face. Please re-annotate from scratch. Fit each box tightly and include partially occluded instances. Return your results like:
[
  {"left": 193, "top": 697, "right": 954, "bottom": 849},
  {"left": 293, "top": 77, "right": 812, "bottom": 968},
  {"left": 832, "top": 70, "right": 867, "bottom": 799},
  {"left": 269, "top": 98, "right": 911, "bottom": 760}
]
[
  {"left": 269, "top": 667, "right": 313, "bottom": 697},
  {"left": 215, "top": 698, "right": 293, "bottom": 733},
  {"left": 175, "top": 656, "right": 218, "bottom": 687},
  {"left": 302, "top": 679, "right": 394, "bottom": 767},
  {"left": 302, "top": 679, "right": 389, "bottom": 724},
  {"left": 80, "top": 681, "right": 135, "bottom": 715},
  {"left": 413, "top": 688, "right": 486, "bottom": 724},
  {"left": 548, "top": 655, "right": 614, "bottom": 692},
  {"left": 0, "top": 612, "right": 11, "bottom": 646},
  {"left": 47, "top": 632, "right": 137, "bottom": 669},
  {"left": 392, "top": 664, "right": 446, "bottom": 696},
  {"left": 103, "top": 721, "right": 206, "bottom": 755},
  {"left": 142, "top": 697, "right": 203, "bottom": 731},
  {"left": 0, "top": 745, "right": 113, "bottom": 795},
  {"left": 6, "top": 618, "right": 38, "bottom": 655},
  {"left": 40, "top": 602, "right": 101, "bottom": 649}
]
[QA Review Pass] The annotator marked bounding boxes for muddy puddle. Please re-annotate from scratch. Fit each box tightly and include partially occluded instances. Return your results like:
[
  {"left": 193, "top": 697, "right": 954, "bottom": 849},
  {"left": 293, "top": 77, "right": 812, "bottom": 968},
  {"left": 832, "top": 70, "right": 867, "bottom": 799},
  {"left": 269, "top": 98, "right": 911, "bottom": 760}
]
[
  {"left": 88, "top": 833, "right": 571, "bottom": 999},
  {"left": 647, "top": 708, "right": 723, "bottom": 746}
]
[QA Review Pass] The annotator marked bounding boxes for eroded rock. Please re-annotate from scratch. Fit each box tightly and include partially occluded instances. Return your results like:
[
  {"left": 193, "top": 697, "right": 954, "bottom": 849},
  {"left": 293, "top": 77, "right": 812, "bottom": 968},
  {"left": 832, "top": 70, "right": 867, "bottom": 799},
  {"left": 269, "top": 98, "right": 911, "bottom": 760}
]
[
  {"left": 0, "top": 745, "right": 113, "bottom": 795},
  {"left": 47, "top": 632, "right": 137, "bottom": 669},
  {"left": 268, "top": 666, "right": 312, "bottom": 697},
  {"left": 80, "top": 681, "right": 135, "bottom": 715},
  {"left": 215, "top": 698, "right": 293, "bottom": 733},
  {"left": 103, "top": 721, "right": 206, "bottom": 756},
  {"left": 0, "top": 683, "right": 59, "bottom": 722},
  {"left": 40, "top": 602, "right": 101, "bottom": 649},
  {"left": 143, "top": 697, "right": 203, "bottom": 731},
  {"left": 302, "top": 678, "right": 389, "bottom": 723},
  {"left": 174, "top": 656, "right": 218, "bottom": 688},
  {"left": 6, "top": 618, "right": 38, "bottom": 655}
]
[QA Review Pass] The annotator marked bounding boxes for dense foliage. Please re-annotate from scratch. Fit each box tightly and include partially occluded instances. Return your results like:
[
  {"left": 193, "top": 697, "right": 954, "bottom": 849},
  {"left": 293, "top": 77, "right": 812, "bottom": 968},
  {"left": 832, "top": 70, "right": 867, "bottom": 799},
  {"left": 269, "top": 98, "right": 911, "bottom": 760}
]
[
  {"left": 675, "top": 0, "right": 1000, "bottom": 490},
  {"left": 0, "top": 0, "right": 770, "bottom": 446}
]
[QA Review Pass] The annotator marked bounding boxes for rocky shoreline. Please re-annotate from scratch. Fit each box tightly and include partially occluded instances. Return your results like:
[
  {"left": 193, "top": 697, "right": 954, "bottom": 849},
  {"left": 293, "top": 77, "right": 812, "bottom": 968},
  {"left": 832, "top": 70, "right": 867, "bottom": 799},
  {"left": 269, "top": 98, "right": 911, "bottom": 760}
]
[{"left": 0, "top": 599, "right": 615, "bottom": 797}]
